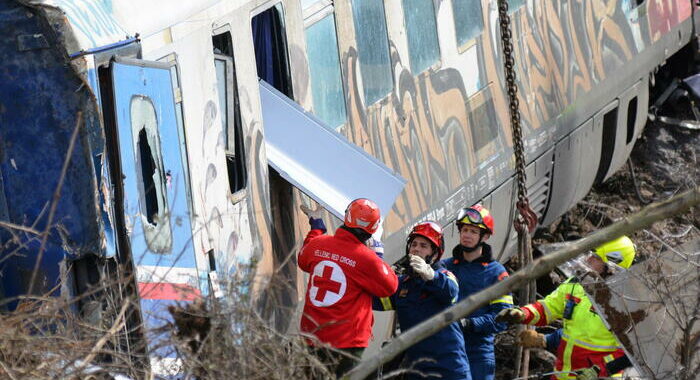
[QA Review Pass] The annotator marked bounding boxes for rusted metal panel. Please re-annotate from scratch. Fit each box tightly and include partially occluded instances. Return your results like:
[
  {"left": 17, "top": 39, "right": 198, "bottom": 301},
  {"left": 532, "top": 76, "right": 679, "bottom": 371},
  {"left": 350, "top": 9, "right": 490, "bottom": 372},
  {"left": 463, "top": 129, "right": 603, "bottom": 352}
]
[{"left": 583, "top": 239, "right": 700, "bottom": 379}]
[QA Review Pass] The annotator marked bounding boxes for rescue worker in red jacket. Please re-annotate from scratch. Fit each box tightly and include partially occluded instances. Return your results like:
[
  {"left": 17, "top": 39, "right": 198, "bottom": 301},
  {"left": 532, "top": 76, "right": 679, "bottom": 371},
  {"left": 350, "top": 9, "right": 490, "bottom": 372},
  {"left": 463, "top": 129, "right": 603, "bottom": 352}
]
[
  {"left": 298, "top": 199, "right": 398, "bottom": 377},
  {"left": 496, "top": 236, "right": 637, "bottom": 379},
  {"left": 442, "top": 204, "right": 513, "bottom": 380},
  {"left": 374, "top": 221, "right": 471, "bottom": 379}
]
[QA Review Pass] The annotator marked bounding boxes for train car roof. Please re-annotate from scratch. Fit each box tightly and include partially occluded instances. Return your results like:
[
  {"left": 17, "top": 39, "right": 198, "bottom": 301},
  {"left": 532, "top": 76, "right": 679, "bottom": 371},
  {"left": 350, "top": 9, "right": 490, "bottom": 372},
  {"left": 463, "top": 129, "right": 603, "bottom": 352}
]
[{"left": 27, "top": 0, "right": 224, "bottom": 54}]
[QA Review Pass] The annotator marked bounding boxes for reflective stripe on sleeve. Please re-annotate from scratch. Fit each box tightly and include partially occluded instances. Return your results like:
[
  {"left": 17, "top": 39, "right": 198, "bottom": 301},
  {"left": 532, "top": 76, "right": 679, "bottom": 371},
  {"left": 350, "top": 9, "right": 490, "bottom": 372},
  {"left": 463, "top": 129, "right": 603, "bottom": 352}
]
[
  {"left": 379, "top": 297, "right": 393, "bottom": 311},
  {"left": 490, "top": 294, "right": 514, "bottom": 305},
  {"left": 445, "top": 270, "right": 459, "bottom": 285},
  {"left": 541, "top": 301, "right": 554, "bottom": 324},
  {"left": 561, "top": 333, "right": 622, "bottom": 351},
  {"left": 523, "top": 304, "right": 541, "bottom": 325}
]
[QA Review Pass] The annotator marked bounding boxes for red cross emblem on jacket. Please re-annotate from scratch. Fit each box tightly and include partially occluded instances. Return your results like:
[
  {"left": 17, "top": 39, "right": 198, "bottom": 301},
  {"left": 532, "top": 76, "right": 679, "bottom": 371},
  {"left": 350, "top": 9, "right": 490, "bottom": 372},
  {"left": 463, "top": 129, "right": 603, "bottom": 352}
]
[{"left": 309, "top": 261, "right": 347, "bottom": 307}]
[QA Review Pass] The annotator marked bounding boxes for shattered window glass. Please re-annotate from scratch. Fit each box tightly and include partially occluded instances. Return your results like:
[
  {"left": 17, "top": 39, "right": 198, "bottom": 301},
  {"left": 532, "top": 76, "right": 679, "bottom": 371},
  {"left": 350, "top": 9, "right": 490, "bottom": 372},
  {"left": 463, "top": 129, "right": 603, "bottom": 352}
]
[{"left": 130, "top": 95, "right": 173, "bottom": 254}]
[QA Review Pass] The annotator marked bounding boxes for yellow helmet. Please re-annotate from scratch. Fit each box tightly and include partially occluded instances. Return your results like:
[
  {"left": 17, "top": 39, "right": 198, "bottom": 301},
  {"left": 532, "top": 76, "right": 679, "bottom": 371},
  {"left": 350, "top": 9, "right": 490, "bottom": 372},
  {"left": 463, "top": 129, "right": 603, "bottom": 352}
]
[{"left": 593, "top": 235, "right": 636, "bottom": 269}]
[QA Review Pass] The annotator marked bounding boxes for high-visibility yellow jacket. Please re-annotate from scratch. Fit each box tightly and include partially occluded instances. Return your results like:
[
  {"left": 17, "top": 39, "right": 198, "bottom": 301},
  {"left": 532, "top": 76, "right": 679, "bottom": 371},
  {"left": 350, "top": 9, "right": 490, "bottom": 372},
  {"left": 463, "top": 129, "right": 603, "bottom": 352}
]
[{"left": 521, "top": 278, "right": 624, "bottom": 379}]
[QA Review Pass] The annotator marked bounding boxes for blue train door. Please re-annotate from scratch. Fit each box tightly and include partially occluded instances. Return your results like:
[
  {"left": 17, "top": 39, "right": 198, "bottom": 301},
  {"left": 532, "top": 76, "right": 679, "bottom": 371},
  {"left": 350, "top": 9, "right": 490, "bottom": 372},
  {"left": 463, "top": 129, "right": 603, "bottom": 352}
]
[{"left": 102, "top": 57, "right": 200, "bottom": 373}]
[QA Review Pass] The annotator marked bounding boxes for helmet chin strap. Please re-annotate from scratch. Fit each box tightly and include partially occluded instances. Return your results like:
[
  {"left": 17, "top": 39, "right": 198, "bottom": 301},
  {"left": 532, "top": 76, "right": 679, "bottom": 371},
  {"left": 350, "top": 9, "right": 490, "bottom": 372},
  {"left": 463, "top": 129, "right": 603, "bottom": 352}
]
[
  {"left": 460, "top": 242, "right": 482, "bottom": 253},
  {"left": 425, "top": 251, "right": 437, "bottom": 265},
  {"left": 460, "top": 232, "right": 486, "bottom": 253}
]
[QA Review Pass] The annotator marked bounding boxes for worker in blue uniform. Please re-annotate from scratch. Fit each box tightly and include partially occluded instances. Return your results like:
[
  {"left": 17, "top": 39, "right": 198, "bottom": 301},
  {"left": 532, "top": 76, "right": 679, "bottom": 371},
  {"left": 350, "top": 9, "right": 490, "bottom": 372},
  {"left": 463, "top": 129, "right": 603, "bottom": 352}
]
[
  {"left": 442, "top": 205, "right": 513, "bottom": 380},
  {"left": 375, "top": 221, "right": 471, "bottom": 380}
]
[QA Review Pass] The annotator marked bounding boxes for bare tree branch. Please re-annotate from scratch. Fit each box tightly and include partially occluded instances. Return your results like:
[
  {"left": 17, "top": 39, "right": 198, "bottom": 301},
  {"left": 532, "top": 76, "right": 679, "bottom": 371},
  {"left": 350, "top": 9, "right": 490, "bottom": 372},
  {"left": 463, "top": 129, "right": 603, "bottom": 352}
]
[{"left": 28, "top": 112, "right": 83, "bottom": 295}]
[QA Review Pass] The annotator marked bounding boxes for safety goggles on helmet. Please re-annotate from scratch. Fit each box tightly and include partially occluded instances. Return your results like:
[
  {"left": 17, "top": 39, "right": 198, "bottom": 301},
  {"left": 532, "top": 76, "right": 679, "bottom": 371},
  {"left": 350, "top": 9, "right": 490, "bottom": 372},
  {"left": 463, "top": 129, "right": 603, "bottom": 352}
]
[
  {"left": 593, "top": 236, "right": 636, "bottom": 269},
  {"left": 580, "top": 251, "right": 626, "bottom": 276},
  {"left": 603, "top": 251, "right": 624, "bottom": 265},
  {"left": 456, "top": 207, "right": 484, "bottom": 225}
]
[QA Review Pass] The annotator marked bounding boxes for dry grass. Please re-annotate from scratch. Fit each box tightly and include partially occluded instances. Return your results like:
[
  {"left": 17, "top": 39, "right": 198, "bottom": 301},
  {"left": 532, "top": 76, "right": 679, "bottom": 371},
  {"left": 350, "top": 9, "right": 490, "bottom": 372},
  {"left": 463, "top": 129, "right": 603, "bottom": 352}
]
[{"left": 0, "top": 266, "right": 335, "bottom": 380}]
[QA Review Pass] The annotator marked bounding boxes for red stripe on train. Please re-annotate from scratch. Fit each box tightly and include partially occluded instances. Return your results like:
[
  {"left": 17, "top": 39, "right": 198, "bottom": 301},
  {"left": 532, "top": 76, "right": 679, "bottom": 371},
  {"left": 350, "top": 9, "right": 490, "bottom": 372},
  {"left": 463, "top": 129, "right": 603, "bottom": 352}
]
[{"left": 138, "top": 282, "right": 202, "bottom": 301}]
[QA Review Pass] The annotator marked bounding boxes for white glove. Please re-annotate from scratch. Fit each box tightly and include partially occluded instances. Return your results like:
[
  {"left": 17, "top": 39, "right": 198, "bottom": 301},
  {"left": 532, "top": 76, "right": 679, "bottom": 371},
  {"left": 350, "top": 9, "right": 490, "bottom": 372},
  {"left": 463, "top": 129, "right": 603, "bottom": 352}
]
[
  {"left": 409, "top": 255, "right": 435, "bottom": 281},
  {"left": 300, "top": 204, "right": 323, "bottom": 219},
  {"left": 366, "top": 237, "right": 384, "bottom": 259}
]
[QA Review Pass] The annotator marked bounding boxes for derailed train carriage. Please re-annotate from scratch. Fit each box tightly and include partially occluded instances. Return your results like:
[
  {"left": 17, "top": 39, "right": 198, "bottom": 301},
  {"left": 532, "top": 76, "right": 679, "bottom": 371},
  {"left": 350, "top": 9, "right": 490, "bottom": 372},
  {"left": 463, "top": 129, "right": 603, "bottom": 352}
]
[{"left": 0, "top": 0, "right": 698, "bottom": 375}]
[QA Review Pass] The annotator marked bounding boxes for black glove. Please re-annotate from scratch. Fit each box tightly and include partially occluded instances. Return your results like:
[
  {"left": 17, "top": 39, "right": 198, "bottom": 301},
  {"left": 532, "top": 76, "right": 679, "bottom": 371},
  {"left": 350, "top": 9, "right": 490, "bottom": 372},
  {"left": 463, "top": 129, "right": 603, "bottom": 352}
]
[{"left": 495, "top": 308, "right": 526, "bottom": 324}]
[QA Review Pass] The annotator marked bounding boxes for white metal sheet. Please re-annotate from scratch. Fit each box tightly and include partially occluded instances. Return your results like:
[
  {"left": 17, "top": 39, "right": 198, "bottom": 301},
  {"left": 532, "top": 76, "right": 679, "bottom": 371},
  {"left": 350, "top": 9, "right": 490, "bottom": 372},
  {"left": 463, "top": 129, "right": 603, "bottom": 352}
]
[{"left": 259, "top": 80, "right": 406, "bottom": 220}]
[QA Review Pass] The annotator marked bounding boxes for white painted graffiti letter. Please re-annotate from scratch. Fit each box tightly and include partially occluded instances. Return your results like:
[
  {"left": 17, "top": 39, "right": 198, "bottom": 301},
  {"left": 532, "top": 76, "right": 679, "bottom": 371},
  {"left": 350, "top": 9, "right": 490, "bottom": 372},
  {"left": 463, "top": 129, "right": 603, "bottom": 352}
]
[{"left": 309, "top": 260, "right": 347, "bottom": 307}]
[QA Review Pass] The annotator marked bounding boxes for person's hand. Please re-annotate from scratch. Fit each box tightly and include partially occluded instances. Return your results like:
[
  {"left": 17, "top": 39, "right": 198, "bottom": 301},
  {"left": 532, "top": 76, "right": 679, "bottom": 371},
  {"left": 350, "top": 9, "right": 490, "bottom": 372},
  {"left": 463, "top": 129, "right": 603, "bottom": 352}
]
[
  {"left": 574, "top": 365, "right": 600, "bottom": 380},
  {"left": 366, "top": 237, "right": 385, "bottom": 259},
  {"left": 517, "top": 329, "right": 545, "bottom": 348},
  {"left": 409, "top": 255, "right": 435, "bottom": 281},
  {"left": 300, "top": 204, "right": 323, "bottom": 219},
  {"left": 301, "top": 204, "right": 325, "bottom": 232},
  {"left": 459, "top": 318, "right": 472, "bottom": 333},
  {"left": 495, "top": 308, "right": 526, "bottom": 324}
]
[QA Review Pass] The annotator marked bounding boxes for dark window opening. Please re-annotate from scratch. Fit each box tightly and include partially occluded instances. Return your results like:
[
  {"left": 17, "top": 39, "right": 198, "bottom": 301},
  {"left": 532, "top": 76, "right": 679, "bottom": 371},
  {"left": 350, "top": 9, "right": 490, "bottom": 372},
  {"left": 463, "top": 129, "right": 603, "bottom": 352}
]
[
  {"left": 137, "top": 128, "right": 159, "bottom": 225},
  {"left": 469, "top": 101, "right": 499, "bottom": 152},
  {"left": 626, "top": 97, "right": 638, "bottom": 144},
  {"left": 213, "top": 32, "right": 247, "bottom": 196},
  {"left": 251, "top": 4, "right": 297, "bottom": 331},
  {"left": 252, "top": 6, "right": 293, "bottom": 97},
  {"left": 594, "top": 108, "right": 618, "bottom": 184}
]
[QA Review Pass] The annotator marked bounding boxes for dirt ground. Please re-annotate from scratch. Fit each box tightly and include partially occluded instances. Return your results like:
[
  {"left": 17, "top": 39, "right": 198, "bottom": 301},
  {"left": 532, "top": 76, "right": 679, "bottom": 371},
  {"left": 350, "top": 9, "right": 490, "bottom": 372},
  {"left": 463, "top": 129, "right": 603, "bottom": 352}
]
[{"left": 493, "top": 118, "right": 700, "bottom": 380}]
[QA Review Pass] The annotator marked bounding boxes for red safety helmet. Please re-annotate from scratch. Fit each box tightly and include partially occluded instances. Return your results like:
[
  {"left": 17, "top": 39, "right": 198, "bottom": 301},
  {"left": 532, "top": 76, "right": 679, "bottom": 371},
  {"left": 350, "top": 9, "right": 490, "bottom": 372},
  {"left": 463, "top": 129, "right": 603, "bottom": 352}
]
[
  {"left": 455, "top": 204, "right": 494, "bottom": 235},
  {"left": 344, "top": 198, "right": 381, "bottom": 234},
  {"left": 406, "top": 221, "right": 445, "bottom": 262}
]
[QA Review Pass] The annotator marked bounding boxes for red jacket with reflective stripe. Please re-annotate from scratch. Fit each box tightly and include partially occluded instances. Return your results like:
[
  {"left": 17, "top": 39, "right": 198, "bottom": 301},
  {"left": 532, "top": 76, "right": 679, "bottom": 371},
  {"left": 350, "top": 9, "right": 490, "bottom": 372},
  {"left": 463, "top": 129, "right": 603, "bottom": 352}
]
[{"left": 298, "top": 227, "right": 398, "bottom": 348}]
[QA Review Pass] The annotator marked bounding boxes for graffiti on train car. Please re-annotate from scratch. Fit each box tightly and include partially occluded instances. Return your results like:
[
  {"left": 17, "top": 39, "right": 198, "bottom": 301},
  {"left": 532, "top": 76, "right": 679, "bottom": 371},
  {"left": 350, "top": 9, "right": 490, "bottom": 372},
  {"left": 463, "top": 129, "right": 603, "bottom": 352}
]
[{"left": 330, "top": 0, "right": 693, "bottom": 239}]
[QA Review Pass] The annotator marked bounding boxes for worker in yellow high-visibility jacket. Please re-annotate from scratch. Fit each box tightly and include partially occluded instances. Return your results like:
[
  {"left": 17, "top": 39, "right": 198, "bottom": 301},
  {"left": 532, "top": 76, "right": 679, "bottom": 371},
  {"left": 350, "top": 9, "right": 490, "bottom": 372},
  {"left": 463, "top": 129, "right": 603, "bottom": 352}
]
[{"left": 496, "top": 236, "right": 636, "bottom": 380}]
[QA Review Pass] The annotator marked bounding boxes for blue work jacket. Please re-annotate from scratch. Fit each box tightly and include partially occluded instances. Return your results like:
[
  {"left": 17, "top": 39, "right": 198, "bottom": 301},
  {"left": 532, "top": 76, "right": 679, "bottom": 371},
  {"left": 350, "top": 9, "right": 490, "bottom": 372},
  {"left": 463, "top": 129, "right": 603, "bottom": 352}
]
[
  {"left": 442, "top": 244, "right": 514, "bottom": 361},
  {"left": 375, "top": 261, "right": 471, "bottom": 380}
]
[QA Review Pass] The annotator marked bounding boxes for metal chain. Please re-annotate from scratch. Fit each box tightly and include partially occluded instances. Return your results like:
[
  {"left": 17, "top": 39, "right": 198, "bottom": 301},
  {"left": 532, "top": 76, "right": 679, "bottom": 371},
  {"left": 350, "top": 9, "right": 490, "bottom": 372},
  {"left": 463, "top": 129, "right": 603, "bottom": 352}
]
[
  {"left": 496, "top": 2, "right": 537, "bottom": 379},
  {"left": 496, "top": 0, "right": 538, "bottom": 233}
]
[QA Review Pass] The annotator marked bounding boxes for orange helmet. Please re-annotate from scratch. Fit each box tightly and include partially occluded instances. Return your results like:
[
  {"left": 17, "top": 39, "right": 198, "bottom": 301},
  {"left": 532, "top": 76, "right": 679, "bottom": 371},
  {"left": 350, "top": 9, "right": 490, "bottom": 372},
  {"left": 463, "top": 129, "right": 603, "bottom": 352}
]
[
  {"left": 407, "top": 221, "right": 445, "bottom": 262},
  {"left": 344, "top": 198, "right": 381, "bottom": 234},
  {"left": 456, "top": 204, "right": 494, "bottom": 235}
]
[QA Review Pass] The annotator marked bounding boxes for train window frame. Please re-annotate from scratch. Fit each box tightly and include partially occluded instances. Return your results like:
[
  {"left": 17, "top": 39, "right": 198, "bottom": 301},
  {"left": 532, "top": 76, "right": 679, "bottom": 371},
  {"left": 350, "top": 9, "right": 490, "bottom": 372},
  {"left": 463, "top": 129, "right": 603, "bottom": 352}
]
[
  {"left": 251, "top": 3, "right": 294, "bottom": 97},
  {"left": 466, "top": 85, "right": 502, "bottom": 165},
  {"left": 156, "top": 53, "right": 194, "bottom": 217},
  {"left": 452, "top": 0, "right": 485, "bottom": 53},
  {"left": 213, "top": 31, "right": 248, "bottom": 203},
  {"left": 350, "top": 0, "right": 394, "bottom": 106},
  {"left": 401, "top": 0, "right": 442, "bottom": 75},
  {"left": 303, "top": 4, "right": 348, "bottom": 129}
]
